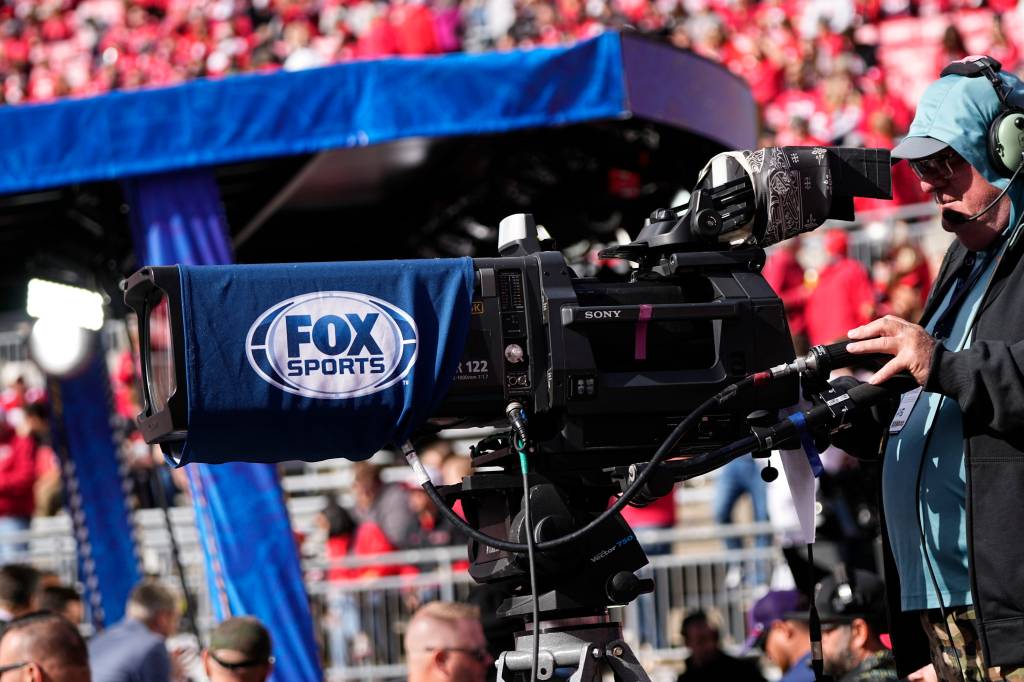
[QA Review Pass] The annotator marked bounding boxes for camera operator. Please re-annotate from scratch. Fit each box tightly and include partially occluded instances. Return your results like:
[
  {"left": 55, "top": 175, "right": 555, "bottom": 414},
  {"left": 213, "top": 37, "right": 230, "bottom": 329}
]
[{"left": 840, "top": 56, "right": 1024, "bottom": 680}]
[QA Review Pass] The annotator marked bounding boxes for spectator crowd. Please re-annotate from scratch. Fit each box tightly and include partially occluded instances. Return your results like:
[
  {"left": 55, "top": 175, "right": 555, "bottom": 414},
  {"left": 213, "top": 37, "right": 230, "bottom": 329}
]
[
  {"left": 0, "top": 2, "right": 1005, "bottom": 678},
  {"left": 0, "top": 0, "right": 1020, "bottom": 186}
]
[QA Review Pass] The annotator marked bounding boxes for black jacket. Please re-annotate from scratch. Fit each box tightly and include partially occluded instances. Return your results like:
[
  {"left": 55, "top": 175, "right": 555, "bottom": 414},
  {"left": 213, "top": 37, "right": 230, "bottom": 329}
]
[
  {"left": 676, "top": 652, "right": 766, "bottom": 682},
  {"left": 835, "top": 234, "right": 1024, "bottom": 676}
]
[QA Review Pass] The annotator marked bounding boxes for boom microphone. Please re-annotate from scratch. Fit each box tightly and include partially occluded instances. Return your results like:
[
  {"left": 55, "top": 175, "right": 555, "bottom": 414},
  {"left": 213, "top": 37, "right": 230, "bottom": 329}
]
[{"left": 945, "top": 153, "right": 1024, "bottom": 224}]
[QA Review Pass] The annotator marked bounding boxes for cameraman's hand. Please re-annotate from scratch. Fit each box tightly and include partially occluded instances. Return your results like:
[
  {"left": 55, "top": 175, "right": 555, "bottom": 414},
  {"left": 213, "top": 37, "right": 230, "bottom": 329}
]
[{"left": 846, "top": 315, "right": 938, "bottom": 386}]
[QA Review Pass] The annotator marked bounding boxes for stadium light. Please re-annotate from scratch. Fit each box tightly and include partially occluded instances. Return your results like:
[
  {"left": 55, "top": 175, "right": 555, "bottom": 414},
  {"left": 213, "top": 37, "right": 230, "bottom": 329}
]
[
  {"left": 28, "top": 317, "right": 95, "bottom": 378},
  {"left": 26, "top": 278, "right": 105, "bottom": 331},
  {"left": 25, "top": 278, "right": 104, "bottom": 377}
]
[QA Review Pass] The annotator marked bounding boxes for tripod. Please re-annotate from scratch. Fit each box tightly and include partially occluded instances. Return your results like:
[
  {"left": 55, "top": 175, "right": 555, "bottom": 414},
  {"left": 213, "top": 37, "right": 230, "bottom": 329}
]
[{"left": 496, "top": 614, "right": 650, "bottom": 682}]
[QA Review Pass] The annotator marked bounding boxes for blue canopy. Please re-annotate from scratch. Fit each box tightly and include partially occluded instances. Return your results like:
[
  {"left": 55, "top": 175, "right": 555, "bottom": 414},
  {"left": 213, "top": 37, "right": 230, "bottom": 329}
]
[{"left": 0, "top": 32, "right": 756, "bottom": 196}]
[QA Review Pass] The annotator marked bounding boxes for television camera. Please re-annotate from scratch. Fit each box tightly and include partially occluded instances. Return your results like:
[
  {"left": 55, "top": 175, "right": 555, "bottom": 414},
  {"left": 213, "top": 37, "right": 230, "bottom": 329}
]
[{"left": 122, "top": 145, "right": 892, "bottom": 681}]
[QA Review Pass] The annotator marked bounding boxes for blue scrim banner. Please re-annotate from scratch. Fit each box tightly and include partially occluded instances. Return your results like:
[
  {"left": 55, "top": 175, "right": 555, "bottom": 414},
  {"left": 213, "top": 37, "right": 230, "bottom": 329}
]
[
  {"left": 0, "top": 34, "right": 625, "bottom": 195},
  {"left": 124, "top": 169, "right": 233, "bottom": 266},
  {"left": 177, "top": 259, "right": 473, "bottom": 465},
  {"left": 52, "top": 353, "right": 141, "bottom": 628},
  {"left": 125, "top": 169, "right": 322, "bottom": 682}
]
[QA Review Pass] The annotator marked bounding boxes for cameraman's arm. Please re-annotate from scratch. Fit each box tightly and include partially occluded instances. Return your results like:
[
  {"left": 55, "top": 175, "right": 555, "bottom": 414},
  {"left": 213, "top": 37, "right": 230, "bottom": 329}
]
[
  {"left": 926, "top": 339, "right": 1024, "bottom": 436},
  {"left": 848, "top": 316, "right": 1024, "bottom": 436}
]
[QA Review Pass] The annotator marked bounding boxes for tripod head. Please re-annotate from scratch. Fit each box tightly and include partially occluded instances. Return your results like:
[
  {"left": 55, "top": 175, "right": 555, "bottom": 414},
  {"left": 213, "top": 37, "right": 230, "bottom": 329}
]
[{"left": 439, "top": 440, "right": 654, "bottom": 620}]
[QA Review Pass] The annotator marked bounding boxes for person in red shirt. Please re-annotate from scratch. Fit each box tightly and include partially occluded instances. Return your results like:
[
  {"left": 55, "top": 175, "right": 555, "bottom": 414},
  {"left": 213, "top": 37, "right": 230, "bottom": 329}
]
[
  {"left": 317, "top": 498, "right": 363, "bottom": 667},
  {"left": 0, "top": 402, "right": 47, "bottom": 563},
  {"left": 763, "top": 237, "right": 809, "bottom": 353},
  {"left": 855, "top": 111, "right": 927, "bottom": 212},
  {"left": 392, "top": 1, "right": 441, "bottom": 55},
  {"left": 875, "top": 241, "right": 932, "bottom": 323},
  {"left": 986, "top": 15, "right": 1020, "bottom": 74},
  {"left": 804, "top": 229, "right": 876, "bottom": 347}
]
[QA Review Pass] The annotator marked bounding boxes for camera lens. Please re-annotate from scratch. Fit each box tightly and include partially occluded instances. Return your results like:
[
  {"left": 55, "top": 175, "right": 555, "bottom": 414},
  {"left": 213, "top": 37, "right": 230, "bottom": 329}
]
[{"left": 146, "top": 292, "right": 176, "bottom": 411}]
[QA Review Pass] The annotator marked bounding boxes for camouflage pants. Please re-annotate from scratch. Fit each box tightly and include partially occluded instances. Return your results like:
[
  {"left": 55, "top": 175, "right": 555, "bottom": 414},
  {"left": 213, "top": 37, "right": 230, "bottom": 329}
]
[{"left": 920, "top": 607, "right": 1024, "bottom": 681}]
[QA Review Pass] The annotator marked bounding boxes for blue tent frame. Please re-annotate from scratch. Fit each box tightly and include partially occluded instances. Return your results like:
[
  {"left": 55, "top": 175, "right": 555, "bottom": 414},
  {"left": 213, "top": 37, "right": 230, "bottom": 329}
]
[{"left": 0, "top": 32, "right": 756, "bottom": 196}]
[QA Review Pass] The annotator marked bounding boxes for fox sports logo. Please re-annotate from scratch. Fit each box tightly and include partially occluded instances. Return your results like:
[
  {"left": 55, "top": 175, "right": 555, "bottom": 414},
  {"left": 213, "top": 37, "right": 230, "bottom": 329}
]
[{"left": 246, "top": 292, "right": 418, "bottom": 399}]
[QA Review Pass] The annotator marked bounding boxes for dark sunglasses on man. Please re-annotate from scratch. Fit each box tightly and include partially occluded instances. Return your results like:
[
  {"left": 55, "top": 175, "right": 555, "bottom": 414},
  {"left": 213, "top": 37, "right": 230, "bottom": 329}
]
[
  {"left": 424, "top": 646, "right": 491, "bottom": 663},
  {"left": 909, "top": 147, "right": 967, "bottom": 182},
  {"left": 208, "top": 650, "right": 274, "bottom": 670},
  {"left": 0, "top": 661, "right": 29, "bottom": 677}
]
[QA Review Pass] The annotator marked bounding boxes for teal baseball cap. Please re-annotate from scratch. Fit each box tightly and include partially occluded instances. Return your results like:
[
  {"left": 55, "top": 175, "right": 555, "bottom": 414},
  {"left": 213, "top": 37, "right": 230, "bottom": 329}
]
[{"left": 892, "top": 62, "right": 1024, "bottom": 189}]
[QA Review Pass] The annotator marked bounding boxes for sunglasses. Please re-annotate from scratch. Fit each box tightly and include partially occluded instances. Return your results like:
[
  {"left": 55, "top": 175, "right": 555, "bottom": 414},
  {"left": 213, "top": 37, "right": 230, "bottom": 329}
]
[
  {"left": 208, "top": 650, "right": 274, "bottom": 671},
  {"left": 0, "top": 662, "right": 29, "bottom": 677},
  {"left": 424, "top": 647, "right": 491, "bottom": 663},
  {"left": 909, "top": 148, "right": 966, "bottom": 183}
]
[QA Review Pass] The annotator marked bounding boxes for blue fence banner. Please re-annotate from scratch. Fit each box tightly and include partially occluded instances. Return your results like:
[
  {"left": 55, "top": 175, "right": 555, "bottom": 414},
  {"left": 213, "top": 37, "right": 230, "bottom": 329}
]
[
  {"left": 50, "top": 353, "right": 142, "bottom": 629},
  {"left": 125, "top": 169, "right": 322, "bottom": 682}
]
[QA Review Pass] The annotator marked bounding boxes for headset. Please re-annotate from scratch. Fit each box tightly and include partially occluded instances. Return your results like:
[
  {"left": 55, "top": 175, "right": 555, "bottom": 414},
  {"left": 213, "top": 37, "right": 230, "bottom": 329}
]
[{"left": 940, "top": 55, "right": 1024, "bottom": 177}]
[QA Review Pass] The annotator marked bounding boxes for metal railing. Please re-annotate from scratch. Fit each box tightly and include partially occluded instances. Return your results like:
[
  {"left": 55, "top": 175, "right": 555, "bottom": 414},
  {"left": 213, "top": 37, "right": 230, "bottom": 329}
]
[{"left": 1, "top": 514, "right": 786, "bottom": 680}]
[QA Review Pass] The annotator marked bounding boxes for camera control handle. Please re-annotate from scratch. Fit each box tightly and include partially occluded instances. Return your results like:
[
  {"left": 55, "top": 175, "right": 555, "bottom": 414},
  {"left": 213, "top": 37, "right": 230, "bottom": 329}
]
[{"left": 768, "top": 341, "right": 890, "bottom": 381}]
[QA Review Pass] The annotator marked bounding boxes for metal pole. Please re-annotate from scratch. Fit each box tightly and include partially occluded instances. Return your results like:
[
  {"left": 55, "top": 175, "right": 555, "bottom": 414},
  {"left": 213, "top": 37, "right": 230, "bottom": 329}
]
[{"left": 151, "top": 468, "right": 203, "bottom": 645}]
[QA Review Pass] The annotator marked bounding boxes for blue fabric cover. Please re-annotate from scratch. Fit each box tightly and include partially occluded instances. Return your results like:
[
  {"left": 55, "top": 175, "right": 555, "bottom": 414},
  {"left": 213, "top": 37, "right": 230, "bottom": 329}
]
[
  {"left": 53, "top": 353, "right": 141, "bottom": 629},
  {"left": 126, "top": 168, "right": 322, "bottom": 682},
  {"left": 176, "top": 258, "right": 473, "bottom": 464},
  {"left": 0, "top": 34, "right": 625, "bottom": 195}
]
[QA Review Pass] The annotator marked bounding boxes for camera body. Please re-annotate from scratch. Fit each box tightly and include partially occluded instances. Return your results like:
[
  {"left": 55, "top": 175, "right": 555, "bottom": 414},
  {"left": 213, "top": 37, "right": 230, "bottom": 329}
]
[
  {"left": 433, "top": 246, "right": 799, "bottom": 469},
  {"left": 122, "top": 145, "right": 892, "bottom": 613},
  {"left": 122, "top": 146, "right": 890, "bottom": 471}
]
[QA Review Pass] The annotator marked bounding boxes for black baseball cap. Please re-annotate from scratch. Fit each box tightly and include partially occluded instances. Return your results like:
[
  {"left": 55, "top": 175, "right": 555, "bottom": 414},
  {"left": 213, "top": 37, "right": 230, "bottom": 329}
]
[{"left": 814, "top": 569, "right": 887, "bottom": 627}]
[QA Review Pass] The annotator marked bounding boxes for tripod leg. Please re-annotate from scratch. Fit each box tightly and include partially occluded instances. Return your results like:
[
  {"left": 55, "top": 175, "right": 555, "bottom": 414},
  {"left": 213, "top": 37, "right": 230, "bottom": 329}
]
[
  {"left": 604, "top": 640, "right": 652, "bottom": 682},
  {"left": 496, "top": 650, "right": 511, "bottom": 682},
  {"left": 567, "top": 642, "right": 600, "bottom": 682}
]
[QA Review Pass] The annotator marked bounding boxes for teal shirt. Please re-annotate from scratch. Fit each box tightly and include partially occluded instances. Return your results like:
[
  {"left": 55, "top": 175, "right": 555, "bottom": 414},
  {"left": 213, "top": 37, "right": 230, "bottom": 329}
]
[{"left": 882, "top": 248, "right": 1000, "bottom": 611}]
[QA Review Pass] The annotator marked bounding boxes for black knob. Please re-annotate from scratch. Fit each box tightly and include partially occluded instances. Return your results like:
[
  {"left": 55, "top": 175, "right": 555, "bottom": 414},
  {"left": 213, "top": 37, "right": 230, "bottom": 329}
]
[
  {"left": 761, "top": 464, "right": 779, "bottom": 483},
  {"left": 606, "top": 571, "right": 654, "bottom": 603},
  {"left": 695, "top": 209, "right": 721, "bottom": 237}
]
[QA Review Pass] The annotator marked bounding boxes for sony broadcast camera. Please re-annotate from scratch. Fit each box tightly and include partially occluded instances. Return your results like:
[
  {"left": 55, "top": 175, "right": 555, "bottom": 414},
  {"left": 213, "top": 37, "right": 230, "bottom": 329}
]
[
  {"left": 429, "top": 146, "right": 890, "bottom": 608},
  {"left": 432, "top": 146, "right": 890, "bottom": 466},
  {"left": 122, "top": 145, "right": 891, "bottom": 618}
]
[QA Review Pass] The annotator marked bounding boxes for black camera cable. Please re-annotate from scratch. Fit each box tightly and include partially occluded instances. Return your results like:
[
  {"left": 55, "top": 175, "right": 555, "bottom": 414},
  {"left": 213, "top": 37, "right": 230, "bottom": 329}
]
[
  {"left": 910, "top": 417, "right": 966, "bottom": 682},
  {"left": 510, "top": 403, "right": 541, "bottom": 682},
  {"left": 403, "top": 373, "right": 766, "bottom": 556}
]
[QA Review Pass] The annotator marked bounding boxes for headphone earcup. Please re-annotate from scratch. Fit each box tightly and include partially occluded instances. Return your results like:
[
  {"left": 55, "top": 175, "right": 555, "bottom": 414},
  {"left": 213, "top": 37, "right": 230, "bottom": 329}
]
[{"left": 989, "top": 109, "right": 1024, "bottom": 177}]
